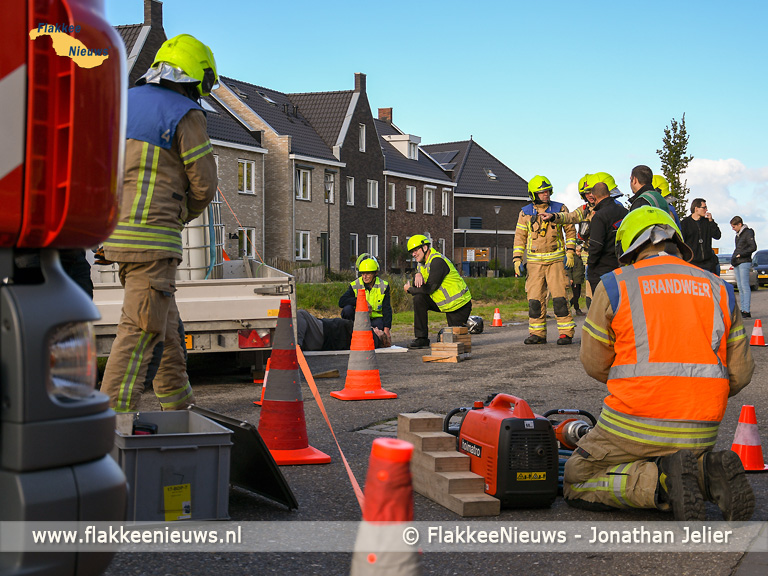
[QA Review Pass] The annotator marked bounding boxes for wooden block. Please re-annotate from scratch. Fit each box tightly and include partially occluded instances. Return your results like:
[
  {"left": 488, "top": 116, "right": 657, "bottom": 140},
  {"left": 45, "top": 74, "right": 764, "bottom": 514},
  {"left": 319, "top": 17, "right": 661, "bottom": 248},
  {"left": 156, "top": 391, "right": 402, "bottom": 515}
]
[
  {"left": 411, "top": 466, "right": 486, "bottom": 494},
  {"left": 422, "top": 355, "right": 461, "bottom": 363},
  {"left": 397, "top": 412, "right": 443, "bottom": 434},
  {"left": 411, "top": 449, "right": 469, "bottom": 472},
  {"left": 398, "top": 429, "right": 457, "bottom": 452},
  {"left": 411, "top": 465, "right": 500, "bottom": 516},
  {"left": 440, "top": 332, "right": 456, "bottom": 343},
  {"left": 454, "top": 335, "right": 472, "bottom": 344},
  {"left": 313, "top": 369, "right": 340, "bottom": 379},
  {"left": 430, "top": 342, "right": 465, "bottom": 353},
  {"left": 446, "top": 493, "right": 501, "bottom": 517},
  {"left": 451, "top": 326, "right": 469, "bottom": 335}
]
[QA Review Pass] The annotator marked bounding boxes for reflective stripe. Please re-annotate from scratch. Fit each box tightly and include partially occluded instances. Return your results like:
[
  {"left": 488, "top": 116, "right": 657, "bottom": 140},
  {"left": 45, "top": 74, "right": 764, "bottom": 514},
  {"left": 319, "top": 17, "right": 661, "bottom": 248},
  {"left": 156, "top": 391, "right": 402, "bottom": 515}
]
[
  {"left": 527, "top": 250, "right": 566, "bottom": 263},
  {"left": 418, "top": 251, "right": 471, "bottom": 312},
  {"left": 608, "top": 463, "right": 638, "bottom": 508},
  {"left": 584, "top": 318, "right": 613, "bottom": 344},
  {"left": 608, "top": 362, "right": 729, "bottom": 380},
  {"left": 115, "top": 331, "right": 154, "bottom": 412},
  {"left": 727, "top": 325, "right": 747, "bottom": 343},
  {"left": 106, "top": 222, "right": 183, "bottom": 253},
  {"left": 348, "top": 349, "right": 376, "bottom": 371},
  {"left": 557, "top": 321, "right": 576, "bottom": 330},
  {"left": 597, "top": 404, "right": 719, "bottom": 448},
  {"left": 131, "top": 142, "right": 160, "bottom": 225},
  {"left": 181, "top": 139, "right": 212, "bottom": 164},
  {"left": 157, "top": 381, "right": 194, "bottom": 408}
]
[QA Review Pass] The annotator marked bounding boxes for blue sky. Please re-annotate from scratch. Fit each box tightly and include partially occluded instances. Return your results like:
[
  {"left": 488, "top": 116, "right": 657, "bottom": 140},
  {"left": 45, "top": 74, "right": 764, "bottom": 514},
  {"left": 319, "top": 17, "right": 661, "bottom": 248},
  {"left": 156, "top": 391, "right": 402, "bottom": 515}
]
[{"left": 106, "top": 0, "right": 768, "bottom": 252}]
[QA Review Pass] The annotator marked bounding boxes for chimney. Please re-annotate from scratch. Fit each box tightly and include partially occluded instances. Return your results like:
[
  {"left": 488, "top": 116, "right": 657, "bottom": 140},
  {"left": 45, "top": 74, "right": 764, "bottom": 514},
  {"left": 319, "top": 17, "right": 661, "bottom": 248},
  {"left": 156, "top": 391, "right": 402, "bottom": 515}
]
[
  {"left": 378, "top": 107, "right": 393, "bottom": 124},
  {"left": 144, "top": 0, "right": 163, "bottom": 28},
  {"left": 354, "top": 72, "right": 366, "bottom": 94}
]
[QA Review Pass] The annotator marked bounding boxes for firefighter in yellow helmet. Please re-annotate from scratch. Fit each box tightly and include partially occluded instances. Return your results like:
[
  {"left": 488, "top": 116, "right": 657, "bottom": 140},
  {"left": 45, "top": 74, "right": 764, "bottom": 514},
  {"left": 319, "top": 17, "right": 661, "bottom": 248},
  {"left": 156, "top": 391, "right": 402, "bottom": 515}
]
[
  {"left": 100, "top": 34, "right": 219, "bottom": 412},
  {"left": 513, "top": 176, "right": 577, "bottom": 344},
  {"left": 339, "top": 257, "right": 392, "bottom": 346},
  {"left": 403, "top": 235, "right": 471, "bottom": 348}
]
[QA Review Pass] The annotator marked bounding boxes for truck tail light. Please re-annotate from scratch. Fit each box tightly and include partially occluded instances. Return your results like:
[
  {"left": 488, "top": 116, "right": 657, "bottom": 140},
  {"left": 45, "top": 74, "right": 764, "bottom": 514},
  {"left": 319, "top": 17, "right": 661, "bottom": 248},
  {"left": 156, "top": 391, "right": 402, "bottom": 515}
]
[
  {"left": 48, "top": 321, "right": 98, "bottom": 400},
  {"left": 238, "top": 329, "right": 272, "bottom": 349}
]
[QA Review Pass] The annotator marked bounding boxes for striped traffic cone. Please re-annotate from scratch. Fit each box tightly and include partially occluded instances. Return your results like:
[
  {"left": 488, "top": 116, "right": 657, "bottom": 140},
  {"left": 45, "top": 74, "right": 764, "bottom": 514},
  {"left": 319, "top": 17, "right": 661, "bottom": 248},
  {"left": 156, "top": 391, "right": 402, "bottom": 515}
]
[
  {"left": 252, "top": 358, "right": 270, "bottom": 406},
  {"left": 750, "top": 319, "right": 766, "bottom": 346},
  {"left": 350, "top": 438, "right": 422, "bottom": 576},
  {"left": 257, "top": 299, "right": 330, "bottom": 465},
  {"left": 331, "top": 290, "right": 397, "bottom": 400},
  {"left": 491, "top": 308, "right": 503, "bottom": 327},
  {"left": 731, "top": 405, "right": 768, "bottom": 472}
]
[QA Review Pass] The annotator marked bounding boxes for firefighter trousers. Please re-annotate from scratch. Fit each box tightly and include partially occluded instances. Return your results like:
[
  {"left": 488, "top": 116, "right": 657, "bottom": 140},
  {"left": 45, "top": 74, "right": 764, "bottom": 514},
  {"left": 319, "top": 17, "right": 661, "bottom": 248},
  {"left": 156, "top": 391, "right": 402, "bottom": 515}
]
[
  {"left": 100, "top": 258, "right": 194, "bottom": 413},
  {"left": 525, "top": 261, "right": 575, "bottom": 337},
  {"left": 563, "top": 425, "right": 709, "bottom": 510}
]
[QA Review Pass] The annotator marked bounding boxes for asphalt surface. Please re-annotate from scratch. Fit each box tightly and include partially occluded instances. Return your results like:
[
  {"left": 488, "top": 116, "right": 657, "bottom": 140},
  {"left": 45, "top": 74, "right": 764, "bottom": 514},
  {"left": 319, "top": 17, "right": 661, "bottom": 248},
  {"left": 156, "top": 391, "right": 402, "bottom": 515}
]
[{"left": 104, "top": 288, "right": 768, "bottom": 576}]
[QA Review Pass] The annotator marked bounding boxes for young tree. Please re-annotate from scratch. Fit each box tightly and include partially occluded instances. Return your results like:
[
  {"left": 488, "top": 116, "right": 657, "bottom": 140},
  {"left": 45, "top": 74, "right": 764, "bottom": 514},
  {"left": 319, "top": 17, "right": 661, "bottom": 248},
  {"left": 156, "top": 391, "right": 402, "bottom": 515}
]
[{"left": 656, "top": 114, "right": 694, "bottom": 216}]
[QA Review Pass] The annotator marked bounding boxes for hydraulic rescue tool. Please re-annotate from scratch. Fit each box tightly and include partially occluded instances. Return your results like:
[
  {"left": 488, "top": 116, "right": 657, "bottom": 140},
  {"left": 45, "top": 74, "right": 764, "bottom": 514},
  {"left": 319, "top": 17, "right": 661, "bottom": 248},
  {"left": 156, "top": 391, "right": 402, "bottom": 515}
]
[{"left": 543, "top": 408, "right": 596, "bottom": 450}]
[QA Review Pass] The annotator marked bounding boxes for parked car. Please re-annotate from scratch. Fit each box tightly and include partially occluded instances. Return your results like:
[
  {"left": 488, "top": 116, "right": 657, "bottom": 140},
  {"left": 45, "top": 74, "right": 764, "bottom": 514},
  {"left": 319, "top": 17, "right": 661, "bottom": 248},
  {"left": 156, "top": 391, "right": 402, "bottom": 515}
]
[
  {"left": 718, "top": 254, "right": 758, "bottom": 291},
  {"left": 753, "top": 250, "right": 768, "bottom": 287}
]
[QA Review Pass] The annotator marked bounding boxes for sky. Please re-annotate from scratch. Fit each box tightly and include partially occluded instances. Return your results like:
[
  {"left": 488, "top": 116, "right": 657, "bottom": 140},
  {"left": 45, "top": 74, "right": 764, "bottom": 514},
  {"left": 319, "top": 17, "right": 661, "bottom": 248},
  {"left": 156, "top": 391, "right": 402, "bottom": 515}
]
[{"left": 106, "top": 0, "right": 768, "bottom": 253}]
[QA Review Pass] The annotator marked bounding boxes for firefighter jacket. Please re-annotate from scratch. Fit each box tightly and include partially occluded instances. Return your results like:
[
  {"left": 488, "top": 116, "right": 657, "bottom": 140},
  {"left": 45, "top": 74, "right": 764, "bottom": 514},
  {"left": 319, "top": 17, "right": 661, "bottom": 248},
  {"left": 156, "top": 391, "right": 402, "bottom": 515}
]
[
  {"left": 514, "top": 201, "right": 577, "bottom": 264},
  {"left": 551, "top": 202, "right": 594, "bottom": 243},
  {"left": 340, "top": 276, "right": 391, "bottom": 324},
  {"left": 104, "top": 84, "right": 218, "bottom": 262},
  {"left": 581, "top": 244, "right": 754, "bottom": 449},
  {"left": 417, "top": 250, "right": 471, "bottom": 312}
]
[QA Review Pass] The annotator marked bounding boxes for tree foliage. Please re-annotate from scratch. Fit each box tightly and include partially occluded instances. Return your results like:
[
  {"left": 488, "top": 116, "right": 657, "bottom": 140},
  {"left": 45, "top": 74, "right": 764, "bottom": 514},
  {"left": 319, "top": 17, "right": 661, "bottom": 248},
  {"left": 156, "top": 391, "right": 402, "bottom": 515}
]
[{"left": 656, "top": 114, "right": 694, "bottom": 216}]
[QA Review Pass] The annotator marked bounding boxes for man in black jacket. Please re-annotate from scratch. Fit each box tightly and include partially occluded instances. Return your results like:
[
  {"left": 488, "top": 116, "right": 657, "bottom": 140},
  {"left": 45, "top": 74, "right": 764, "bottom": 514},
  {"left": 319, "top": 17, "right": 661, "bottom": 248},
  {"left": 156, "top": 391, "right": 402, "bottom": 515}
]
[
  {"left": 730, "top": 216, "right": 757, "bottom": 317},
  {"left": 680, "top": 198, "right": 721, "bottom": 274},
  {"left": 587, "top": 183, "right": 628, "bottom": 292}
]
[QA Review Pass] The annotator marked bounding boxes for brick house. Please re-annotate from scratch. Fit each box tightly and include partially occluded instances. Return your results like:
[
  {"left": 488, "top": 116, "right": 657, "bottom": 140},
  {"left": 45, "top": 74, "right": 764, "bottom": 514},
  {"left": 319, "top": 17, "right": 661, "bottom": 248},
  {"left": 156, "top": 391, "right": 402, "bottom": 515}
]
[
  {"left": 374, "top": 108, "right": 455, "bottom": 271},
  {"left": 422, "top": 139, "right": 528, "bottom": 271},
  {"left": 114, "top": 0, "right": 166, "bottom": 87}
]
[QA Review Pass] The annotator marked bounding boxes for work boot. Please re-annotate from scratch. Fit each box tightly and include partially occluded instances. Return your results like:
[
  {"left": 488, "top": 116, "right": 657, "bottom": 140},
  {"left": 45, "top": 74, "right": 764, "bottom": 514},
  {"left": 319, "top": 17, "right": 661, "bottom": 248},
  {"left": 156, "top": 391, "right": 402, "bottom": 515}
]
[
  {"left": 524, "top": 334, "right": 547, "bottom": 345},
  {"left": 657, "top": 450, "right": 705, "bottom": 521},
  {"left": 700, "top": 450, "right": 755, "bottom": 521},
  {"left": 574, "top": 308, "right": 585, "bottom": 316},
  {"left": 408, "top": 337, "right": 430, "bottom": 349},
  {"left": 557, "top": 335, "right": 573, "bottom": 345}
]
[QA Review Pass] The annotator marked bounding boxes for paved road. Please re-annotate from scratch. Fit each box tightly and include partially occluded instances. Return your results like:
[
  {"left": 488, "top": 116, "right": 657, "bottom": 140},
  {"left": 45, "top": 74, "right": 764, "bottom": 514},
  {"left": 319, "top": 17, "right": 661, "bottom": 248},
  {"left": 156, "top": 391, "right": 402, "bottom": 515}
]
[{"left": 105, "top": 288, "right": 768, "bottom": 576}]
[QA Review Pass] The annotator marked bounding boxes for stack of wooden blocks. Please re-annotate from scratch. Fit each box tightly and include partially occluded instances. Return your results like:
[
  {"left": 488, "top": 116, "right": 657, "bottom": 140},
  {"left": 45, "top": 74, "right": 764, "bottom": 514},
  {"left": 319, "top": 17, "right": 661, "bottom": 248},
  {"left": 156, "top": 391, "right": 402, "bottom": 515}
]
[
  {"left": 422, "top": 327, "right": 472, "bottom": 363},
  {"left": 398, "top": 412, "right": 500, "bottom": 516}
]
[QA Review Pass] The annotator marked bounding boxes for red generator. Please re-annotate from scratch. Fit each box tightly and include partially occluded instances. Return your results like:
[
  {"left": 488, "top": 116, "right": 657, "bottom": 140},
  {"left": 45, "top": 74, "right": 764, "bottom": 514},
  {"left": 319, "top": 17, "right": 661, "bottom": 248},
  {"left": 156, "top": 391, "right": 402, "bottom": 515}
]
[{"left": 455, "top": 393, "right": 558, "bottom": 508}]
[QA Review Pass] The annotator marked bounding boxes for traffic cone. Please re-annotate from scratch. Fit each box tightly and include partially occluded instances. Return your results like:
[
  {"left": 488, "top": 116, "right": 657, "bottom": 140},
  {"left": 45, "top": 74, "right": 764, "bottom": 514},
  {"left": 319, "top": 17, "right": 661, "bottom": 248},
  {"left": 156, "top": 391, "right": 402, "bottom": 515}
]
[
  {"left": 491, "top": 308, "right": 503, "bottom": 327},
  {"left": 350, "top": 438, "right": 422, "bottom": 576},
  {"left": 331, "top": 290, "right": 397, "bottom": 400},
  {"left": 257, "top": 299, "right": 330, "bottom": 465},
  {"left": 252, "top": 358, "right": 271, "bottom": 406},
  {"left": 750, "top": 319, "right": 766, "bottom": 346},
  {"left": 731, "top": 405, "right": 768, "bottom": 472}
]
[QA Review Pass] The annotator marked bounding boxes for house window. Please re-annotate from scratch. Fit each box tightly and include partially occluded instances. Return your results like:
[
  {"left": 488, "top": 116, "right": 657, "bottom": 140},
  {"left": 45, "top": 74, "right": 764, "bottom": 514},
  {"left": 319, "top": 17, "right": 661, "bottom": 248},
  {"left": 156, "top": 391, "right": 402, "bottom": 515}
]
[
  {"left": 438, "top": 238, "right": 446, "bottom": 255},
  {"left": 387, "top": 182, "right": 396, "bottom": 210},
  {"left": 238, "top": 159, "right": 255, "bottom": 194},
  {"left": 295, "top": 230, "right": 310, "bottom": 260},
  {"left": 367, "top": 180, "right": 379, "bottom": 208},
  {"left": 324, "top": 171, "right": 335, "bottom": 204},
  {"left": 423, "top": 186, "right": 435, "bottom": 214},
  {"left": 392, "top": 235, "right": 399, "bottom": 246},
  {"left": 359, "top": 124, "right": 366, "bottom": 152},
  {"left": 408, "top": 142, "right": 418, "bottom": 160},
  {"left": 346, "top": 177, "right": 355, "bottom": 205},
  {"left": 367, "top": 235, "right": 379, "bottom": 258},
  {"left": 295, "top": 167, "right": 311, "bottom": 200},
  {"left": 406, "top": 185, "right": 416, "bottom": 212},
  {"left": 442, "top": 188, "right": 450, "bottom": 216},
  {"left": 350, "top": 233, "right": 358, "bottom": 262},
  {"left": 238, "top": 227, "right": 256, "bottom": 259}
]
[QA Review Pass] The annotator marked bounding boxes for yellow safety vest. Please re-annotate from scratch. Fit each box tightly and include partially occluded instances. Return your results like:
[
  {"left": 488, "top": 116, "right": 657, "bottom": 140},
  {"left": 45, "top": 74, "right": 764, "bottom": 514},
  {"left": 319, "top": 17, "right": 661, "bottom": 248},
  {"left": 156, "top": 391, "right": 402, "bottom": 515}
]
[
  {"left": 350, "top": 277, "right": 388, "bottom": 319},
  {"left": 418, "top": 251, "right": 472, "bottom": 312}
]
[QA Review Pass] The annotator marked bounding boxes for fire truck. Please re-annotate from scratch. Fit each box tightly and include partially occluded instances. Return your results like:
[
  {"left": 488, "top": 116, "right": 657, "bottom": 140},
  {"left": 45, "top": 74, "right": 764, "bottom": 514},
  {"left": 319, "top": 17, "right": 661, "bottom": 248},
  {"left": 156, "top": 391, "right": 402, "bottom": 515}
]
[{"left": 1, "top": 1, "right": 127, "bottom": 574}]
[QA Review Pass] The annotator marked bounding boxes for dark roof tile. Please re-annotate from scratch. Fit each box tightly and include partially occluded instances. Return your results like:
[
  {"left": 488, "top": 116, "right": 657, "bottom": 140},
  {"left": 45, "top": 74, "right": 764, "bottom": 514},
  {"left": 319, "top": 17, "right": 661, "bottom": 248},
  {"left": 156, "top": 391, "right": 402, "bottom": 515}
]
[
  {"left": 288, "top": 91, "right": 353, "bottom": 150},
  {"left": 115, "top": 24, "right": 143, "bottom": 54},
  {"left": 374, "top": 119, "right": 452, "bottom": 183},
  {"left": 202, "top": 96, "right": 262, "bottom": 149}
]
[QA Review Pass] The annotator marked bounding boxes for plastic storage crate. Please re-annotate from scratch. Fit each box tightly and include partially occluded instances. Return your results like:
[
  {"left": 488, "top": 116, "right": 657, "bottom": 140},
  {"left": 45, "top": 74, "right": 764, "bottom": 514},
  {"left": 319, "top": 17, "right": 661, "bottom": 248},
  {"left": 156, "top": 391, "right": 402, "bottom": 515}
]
[{"left": 112, "top": 411, "right": 232, "bottom": 522}]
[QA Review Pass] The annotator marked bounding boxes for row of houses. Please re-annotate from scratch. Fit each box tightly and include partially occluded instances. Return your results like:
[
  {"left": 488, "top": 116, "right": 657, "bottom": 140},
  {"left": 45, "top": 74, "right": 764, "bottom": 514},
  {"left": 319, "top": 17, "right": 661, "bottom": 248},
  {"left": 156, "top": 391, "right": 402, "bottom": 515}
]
[{"left": 116, "top": 0, "right": 530, "bottom": 272}]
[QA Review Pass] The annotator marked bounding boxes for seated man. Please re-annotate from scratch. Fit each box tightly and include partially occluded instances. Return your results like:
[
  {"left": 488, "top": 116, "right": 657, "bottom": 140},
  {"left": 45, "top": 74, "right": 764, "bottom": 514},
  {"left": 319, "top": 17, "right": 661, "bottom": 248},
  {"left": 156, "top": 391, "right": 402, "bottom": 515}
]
[
  {"left": 338, "top": 257, "right": 391, "bottom": 342},
  {"left": 565, "top": 207, "right": 754, "bottom": 521},
  {"left": 296, "top": 309, "right": 389, "bottom": 351}
]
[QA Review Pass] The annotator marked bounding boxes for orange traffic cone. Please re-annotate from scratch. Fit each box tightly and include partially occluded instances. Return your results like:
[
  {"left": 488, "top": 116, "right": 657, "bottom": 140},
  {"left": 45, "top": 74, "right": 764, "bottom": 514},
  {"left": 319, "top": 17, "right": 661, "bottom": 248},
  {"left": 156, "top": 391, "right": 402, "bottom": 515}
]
[
  {"left": 492, "top": 308, "right": 503, "bottom": 327},
  {"left": 331, "top": 290, "right": 397, "bottom": 401},
  {"left": 252, "top": 358, "right": 271, "bottom": 406},
  {"left": 350, "top": 438, "right": 421, "bottom": 576},
  {"left": 750, "top": 319, "right": 766, "bottom": 346},
  {"left": 257, "top": 299, "right": 330, "bottom": 465},
  {"left": 731, "top": 405, "right": 768, "bottom": 472}
]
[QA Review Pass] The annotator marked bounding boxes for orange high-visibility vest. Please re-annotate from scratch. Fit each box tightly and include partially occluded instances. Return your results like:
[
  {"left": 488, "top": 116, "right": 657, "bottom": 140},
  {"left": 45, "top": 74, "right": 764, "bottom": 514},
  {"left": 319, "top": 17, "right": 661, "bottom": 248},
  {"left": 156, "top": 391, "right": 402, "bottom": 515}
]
[{"left": 601, "top": 255, "right": 733, "bottom": 424}]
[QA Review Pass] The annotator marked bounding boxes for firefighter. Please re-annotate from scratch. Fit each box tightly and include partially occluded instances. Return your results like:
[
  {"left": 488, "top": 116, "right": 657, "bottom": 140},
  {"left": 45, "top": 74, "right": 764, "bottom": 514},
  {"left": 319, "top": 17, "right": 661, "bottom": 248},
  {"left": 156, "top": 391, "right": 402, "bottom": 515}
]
[
  {"left": 403, "top": 235, "right": 472, "bottom": 349},
  {"left": 564, "top": 207, "right": 755, "bottom": 521},
  {"left": 100, "top": 34, "right": 219, "bottom": 412},
  {"left": 339, "top": 257, "right": 392, "bottom": 346},
  {"left": 629, "top": 165, "right": 681, "bottom": 225},
  {"left": 513, "top": 176, "right": 577, "bottom": 345}
]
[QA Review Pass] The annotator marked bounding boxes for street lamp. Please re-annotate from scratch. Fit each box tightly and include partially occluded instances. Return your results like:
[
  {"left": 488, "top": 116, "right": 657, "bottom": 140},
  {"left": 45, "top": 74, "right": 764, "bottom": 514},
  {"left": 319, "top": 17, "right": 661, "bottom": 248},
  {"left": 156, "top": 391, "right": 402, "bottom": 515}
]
[
  {"left": 324, "top": 173, "right": 333, "bottom": 273},
  {"left": 494, "top": 205, "right": 501, "bottom": 277}
]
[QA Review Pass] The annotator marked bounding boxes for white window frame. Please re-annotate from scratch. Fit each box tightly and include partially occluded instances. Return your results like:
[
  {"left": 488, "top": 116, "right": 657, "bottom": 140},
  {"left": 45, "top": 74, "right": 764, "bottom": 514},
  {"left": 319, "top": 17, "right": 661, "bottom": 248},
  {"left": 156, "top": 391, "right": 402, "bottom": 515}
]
[
  {"left": 350, "top": 233, "right": 358, "bottom": 262},
  {"left": 442, "top": 188, "right": 450, "bottom": 216},
  {"left": 387, "top": 182, "right": 396, "bottom": 210},
  {"left": 367, "top": 180, "right": 379, "bottom": 208},
  {"left": 346, "top": 176, "right": 355, "bottom": 206},
  {"left": 423, "top": 186, "right": 435, "bottom": 215},
  {"left": 367, "top": 234, "right": 379, "bottom": 258},
  {"left": 438, "top": 238, "right": 446, "bottom": 255},
  {"left": 238, "top": 159, "right": 255, "bottom": 194},
  {"left": 295, "top": 167, "right": 311, "bottom": 201},
  {"left": 359, "top": 123, "right": 366, "bottom": 152},
  {"left": 406, "top": 185, "right": 416, "bottom": 212},
  {"left": 238, "top": 227, "right": 256, "bottom": 259},
  {"left": 295, "top": 230, "right": 310, "bottom": 260},
  {"left": 408, "top": 142, "right": 418, "bottom": 160},
  {"left": 325, "top": 171, "right": 335, "bottom": 204},
  {"left": 392, "top": 235, "right": 399, "bottom": 247}
]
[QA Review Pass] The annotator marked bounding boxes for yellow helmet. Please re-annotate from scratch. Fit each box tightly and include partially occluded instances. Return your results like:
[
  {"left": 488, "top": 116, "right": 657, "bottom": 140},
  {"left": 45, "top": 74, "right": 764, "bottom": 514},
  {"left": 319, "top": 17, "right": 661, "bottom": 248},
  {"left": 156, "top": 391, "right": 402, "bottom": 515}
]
[
  {"left": 578, "top": 174, "right": 593, "bottom": 201},
  {"left": 406, "top": 234, "right": 430, "bottom": 252},
  {"left": 358, "top": 258, "right": 379, "bottom": 273},
  {"left": 527, "top": 175, "right": 553, "bottom": 202},
  {"left": 589, "top": 172, "right": 618, "bottom": 192},
  {"left": 152, "top": 34, "right": 218, "bottom": 96},
  {"left": 653, "top": 174, "right": 672, "bottom": 197},
  {"left": 616, "top": 206, "right": 692, "bottom": 264}
]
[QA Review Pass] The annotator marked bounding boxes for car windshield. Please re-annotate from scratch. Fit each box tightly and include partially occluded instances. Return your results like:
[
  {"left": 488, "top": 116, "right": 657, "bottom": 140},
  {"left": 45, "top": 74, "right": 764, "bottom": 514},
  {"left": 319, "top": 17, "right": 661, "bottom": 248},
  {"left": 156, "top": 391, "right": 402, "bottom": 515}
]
[
  {"left": 754, "top": 252, "right": 768, "bottom": 265},
  {"left": 718, "top": 254, "right": 731, "bottom": 264}
]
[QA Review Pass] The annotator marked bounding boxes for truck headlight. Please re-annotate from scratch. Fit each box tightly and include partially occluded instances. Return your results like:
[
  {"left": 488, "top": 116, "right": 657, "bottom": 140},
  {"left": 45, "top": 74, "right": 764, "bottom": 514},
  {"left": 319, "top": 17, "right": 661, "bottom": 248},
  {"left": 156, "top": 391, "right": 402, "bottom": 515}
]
[{"left": 48, "top": 322, "right": 98, "bottom": 401}]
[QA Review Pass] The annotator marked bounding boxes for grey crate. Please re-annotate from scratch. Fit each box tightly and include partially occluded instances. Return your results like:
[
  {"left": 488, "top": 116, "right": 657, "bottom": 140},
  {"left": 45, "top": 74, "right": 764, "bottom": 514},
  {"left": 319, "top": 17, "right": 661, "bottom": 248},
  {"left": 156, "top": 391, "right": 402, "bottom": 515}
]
[{"left": 112, "top": 411, "right": 232, "bottom": 522}]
